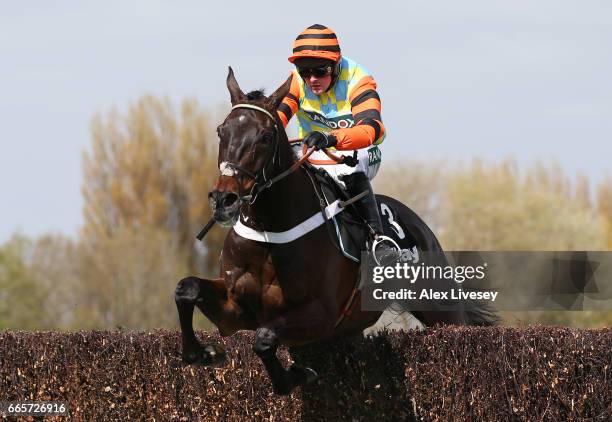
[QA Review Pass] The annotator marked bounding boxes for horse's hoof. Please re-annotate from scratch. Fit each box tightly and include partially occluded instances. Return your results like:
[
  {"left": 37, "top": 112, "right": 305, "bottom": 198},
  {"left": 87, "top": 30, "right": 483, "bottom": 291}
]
[
  {"left": 204, "top": 344, "right": 228, "bottom": 367},
  {"left": 182, "top": 349, "right": 203, "bottom": 365},
  {"left": 182, "top": 344, "right": 227, "bottom": 367},
  {"left": 272, "top": 385, "right": 293, "bottom": 396},
  {"left": 289, "top": 364, "right": 319, "bottom": 386},
  {"left": 269, "top": 365, "right": 319, "bottom": 395}
]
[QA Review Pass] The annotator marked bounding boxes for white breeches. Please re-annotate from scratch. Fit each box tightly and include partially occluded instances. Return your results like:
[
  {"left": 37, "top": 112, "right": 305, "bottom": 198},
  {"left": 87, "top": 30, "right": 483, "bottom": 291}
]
[{"left": 295, "top": 144, "right": 382, "bottom": 188}]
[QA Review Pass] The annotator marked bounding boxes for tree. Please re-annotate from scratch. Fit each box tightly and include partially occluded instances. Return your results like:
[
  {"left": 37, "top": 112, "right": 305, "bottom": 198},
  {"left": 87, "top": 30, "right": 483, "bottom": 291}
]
[
  {"left": 597, "top": 176, "right": 612, "bottom": 249},
  {"left": 76, "top": 226, "right": 193, "bottom": 329},
  {"left": 375, "top": 159, "right": 446, "bottom": 233},
  {"left": 27, "top": 234, "right": 80, "bottom": 329},
  {"left": 82, "top": 96, "right": 224, "bottom": 273},
  {"left": 78, "top": 95, "right": 226, "bottom": 328},
  {"left": 442, "top": 159, "right": 606, "bottom": 250},
  {"left": 0, "top": 235, "right": 49, "bottom": 329}
]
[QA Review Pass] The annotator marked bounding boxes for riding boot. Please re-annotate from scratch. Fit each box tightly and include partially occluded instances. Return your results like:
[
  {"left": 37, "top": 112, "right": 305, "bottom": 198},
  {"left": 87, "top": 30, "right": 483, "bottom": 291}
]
[{"left": 341, "top": 172, "right": 400, "bottom": 266}]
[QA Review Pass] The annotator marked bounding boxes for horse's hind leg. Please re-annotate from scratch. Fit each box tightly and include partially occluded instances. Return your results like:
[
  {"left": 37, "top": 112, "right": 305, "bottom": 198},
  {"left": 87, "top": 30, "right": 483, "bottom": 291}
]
[{"left": 175, "top": 276, "right": 228, "bottom": 366}]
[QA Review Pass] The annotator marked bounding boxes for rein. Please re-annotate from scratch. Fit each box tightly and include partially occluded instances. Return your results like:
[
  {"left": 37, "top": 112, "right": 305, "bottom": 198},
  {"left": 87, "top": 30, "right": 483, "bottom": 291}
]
[{"left": 298, "top": 141, "right": 358, "bottom": 167}]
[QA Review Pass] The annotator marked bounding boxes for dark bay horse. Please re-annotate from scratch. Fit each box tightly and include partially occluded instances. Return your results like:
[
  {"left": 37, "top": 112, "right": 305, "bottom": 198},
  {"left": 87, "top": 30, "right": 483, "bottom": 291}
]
[{"left": 175, "top": 68, "right": 496, "bottom": 395}]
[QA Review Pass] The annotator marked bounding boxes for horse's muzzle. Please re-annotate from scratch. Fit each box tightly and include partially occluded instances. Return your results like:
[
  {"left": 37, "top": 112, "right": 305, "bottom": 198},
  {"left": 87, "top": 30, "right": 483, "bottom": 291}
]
[{"left": 209, "top": 190, "right": 240, "bottom": 227}]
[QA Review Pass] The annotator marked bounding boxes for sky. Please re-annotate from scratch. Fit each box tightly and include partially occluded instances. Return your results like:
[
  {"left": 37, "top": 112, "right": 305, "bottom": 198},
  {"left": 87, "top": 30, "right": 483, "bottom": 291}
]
[{"left": 1, "top": 1, "right": 611, "bottom": 242}]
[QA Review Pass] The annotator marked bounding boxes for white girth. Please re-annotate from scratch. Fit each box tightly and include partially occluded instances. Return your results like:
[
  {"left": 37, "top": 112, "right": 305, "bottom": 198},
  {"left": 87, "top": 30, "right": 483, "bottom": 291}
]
[{"left": 233, "top": 200, "right": 345, "bottom": 244}]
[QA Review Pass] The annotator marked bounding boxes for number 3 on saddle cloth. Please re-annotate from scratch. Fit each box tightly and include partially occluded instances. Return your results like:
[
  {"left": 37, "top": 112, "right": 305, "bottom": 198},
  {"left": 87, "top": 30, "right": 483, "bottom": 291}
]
[{"left": 307, "top": 165, "right": 420, "bottom": 263}]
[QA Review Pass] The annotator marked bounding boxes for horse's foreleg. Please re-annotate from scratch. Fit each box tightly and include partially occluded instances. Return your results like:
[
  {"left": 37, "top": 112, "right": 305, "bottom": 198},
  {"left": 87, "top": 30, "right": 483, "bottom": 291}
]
[
  {"left": 174, "top": 276, "right": 228, "bottom": 366},
  {"left": 253, "top": 300, "right": 331, "bottom": 395}
]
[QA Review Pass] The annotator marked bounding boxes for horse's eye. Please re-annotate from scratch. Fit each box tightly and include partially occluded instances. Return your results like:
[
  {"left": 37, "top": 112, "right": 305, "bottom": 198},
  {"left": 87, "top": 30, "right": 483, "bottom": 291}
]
[{"left": 262, "top": 132, "right": 274, "bottom": 142}]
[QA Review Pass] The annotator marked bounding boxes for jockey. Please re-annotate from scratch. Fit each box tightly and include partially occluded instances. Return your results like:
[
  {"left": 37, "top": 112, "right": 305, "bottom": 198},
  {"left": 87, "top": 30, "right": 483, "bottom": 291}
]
[{"left": 277, "top": 24, "right": 399, "bottom": 265}]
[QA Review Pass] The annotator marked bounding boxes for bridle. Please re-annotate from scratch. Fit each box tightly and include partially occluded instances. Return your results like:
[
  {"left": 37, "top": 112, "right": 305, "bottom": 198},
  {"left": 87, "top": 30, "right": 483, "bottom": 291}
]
[{"left": 220, "top": 103, "right": 314, "bottom": 204}]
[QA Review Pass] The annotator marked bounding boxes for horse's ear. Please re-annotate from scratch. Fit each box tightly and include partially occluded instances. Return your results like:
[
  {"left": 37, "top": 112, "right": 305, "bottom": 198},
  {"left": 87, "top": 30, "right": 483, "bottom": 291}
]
[
  {"left": 267, "top": 75, "right": 292, "bottom": 110},
  {"left": 226, "top": 66, "right": 246, "bottom": 105}
]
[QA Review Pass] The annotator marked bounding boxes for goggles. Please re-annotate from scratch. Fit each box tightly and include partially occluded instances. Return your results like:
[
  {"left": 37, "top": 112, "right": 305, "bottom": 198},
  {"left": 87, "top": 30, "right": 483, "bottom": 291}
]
[{"left": 297, "top": 65, "right": 333, "bottom": 79}]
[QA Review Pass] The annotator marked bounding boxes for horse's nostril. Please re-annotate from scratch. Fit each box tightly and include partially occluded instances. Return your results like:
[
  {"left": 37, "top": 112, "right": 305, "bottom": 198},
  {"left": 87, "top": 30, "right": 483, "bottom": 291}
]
[{"left": 223, "top": 193, "right": 239, "bottom": 208}]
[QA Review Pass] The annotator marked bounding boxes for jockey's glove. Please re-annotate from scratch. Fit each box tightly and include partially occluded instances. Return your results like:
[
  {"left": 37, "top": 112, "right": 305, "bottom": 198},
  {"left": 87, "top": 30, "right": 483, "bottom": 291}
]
[{"left": 304, "top": 131, "right": 337, "bottom": 151}]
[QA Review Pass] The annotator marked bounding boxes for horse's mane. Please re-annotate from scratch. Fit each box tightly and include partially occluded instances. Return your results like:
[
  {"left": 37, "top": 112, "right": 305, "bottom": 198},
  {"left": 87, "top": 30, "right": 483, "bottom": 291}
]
[{"left": 246, "top": 90, "right": 265, "bottom": 101}]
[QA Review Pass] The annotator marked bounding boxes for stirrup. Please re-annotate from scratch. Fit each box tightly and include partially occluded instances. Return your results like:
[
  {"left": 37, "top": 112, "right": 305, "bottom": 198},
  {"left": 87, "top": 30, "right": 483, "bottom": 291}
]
[{"left": 371, "top": 235, "right": 401, "bottom": 266}]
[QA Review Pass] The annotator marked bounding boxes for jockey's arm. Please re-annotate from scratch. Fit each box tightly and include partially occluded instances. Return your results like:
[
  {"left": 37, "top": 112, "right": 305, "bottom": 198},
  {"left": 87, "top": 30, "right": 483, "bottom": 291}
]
[
  {"left": 330, "top": 75, "right": 386, "bottom": 151},
  {"left": 277, "top": 73, "right": 300, "bottom": 127}
]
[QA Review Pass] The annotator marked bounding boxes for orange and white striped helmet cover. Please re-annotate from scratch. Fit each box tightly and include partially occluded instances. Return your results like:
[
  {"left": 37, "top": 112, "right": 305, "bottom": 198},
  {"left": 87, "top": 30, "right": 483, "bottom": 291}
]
[{"left": 288, "top": 24, "right": 341, "bottom": 63}]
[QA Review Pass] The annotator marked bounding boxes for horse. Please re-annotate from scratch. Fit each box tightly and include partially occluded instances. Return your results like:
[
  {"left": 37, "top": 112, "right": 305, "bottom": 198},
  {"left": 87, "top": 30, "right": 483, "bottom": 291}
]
[{"left": 174, "top": 67, "right": 497, "bottom": 395}]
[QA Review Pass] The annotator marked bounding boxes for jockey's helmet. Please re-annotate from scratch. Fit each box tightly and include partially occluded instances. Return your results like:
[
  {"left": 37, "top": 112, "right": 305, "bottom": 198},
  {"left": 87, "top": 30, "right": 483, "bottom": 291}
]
[
  {"left": 288, "top": 24, "right": 341, "bottom": 64},
  {"left": 289, "top": 24, "right": 342, "bottom": 90}
]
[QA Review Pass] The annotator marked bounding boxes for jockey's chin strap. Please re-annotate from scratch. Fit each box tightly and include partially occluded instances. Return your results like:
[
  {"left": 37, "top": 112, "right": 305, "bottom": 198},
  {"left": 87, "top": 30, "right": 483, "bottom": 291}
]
[{"left": 223, "top": 104, "right": 317, "bottom": 204}]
